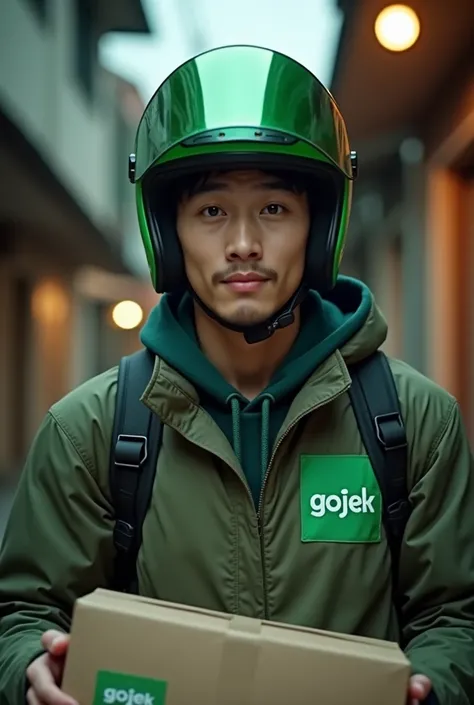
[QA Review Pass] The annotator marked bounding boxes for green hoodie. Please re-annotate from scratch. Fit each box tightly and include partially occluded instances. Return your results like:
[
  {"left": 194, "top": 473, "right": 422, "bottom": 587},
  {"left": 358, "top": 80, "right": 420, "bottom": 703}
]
[{"left": 140, "top": 277, "right": 373, "bottom": 506}]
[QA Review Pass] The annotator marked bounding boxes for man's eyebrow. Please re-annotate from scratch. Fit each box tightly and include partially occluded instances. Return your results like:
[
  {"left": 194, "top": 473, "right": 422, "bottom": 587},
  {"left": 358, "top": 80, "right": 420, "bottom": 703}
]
[
  {"left": 189, "top": 180, "right": 229, "bottom": 196},
  {"left": 260, "top": 179, "right": 297, "bottom": 192}
]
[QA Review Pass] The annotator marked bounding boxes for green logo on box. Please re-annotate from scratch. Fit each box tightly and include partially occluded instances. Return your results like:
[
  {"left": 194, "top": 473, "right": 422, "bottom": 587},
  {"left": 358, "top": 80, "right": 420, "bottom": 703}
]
[
  {"left": 94, "top": 671, "right": 167, "bottom": 705},
  {"left": 300, "top": 455, "right": 382, "bottom": 543}
]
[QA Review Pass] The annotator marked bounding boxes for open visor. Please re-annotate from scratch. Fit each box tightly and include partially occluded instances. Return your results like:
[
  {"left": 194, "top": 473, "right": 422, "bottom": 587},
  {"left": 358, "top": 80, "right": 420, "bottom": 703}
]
[{"left": 133, "top": 45, "right": 354, "bottom": 181}]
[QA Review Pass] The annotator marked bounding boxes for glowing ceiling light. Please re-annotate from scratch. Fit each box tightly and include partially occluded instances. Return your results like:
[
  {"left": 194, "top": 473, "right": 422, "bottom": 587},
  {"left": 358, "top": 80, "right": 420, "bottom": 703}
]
[{"left": 375, "top": 5, "right": 421, "bottom": 52}]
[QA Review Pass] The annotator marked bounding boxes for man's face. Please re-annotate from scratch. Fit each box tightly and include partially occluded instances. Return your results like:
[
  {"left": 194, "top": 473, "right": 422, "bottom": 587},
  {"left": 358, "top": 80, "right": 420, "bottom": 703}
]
[{"left": 176, "top": 169, "right": 310, "bottom": 326}]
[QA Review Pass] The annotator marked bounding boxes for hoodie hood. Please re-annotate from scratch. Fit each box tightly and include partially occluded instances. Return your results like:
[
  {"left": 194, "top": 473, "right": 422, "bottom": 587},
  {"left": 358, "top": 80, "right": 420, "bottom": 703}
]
[
  {"left": 140, "top": 276, "right": 387, "bottom": 504},
  {"left": 141, "top": 276, "right": 386, "bottom": 402}
]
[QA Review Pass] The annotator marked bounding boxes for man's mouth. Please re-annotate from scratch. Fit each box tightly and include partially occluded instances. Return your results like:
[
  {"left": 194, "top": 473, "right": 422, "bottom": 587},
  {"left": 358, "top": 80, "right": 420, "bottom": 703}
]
[{"left": 222, "top": 272, "right": 270, "bottom": 293}]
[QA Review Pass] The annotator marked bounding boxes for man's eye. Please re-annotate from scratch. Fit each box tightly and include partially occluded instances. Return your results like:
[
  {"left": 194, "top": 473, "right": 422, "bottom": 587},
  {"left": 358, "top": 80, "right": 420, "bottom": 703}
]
[
  {"left": 262, "top": 204, "right": 285, "bottom": 215},
  {"left": 201, "top": 206, "right": 224, "bottom": 217}
]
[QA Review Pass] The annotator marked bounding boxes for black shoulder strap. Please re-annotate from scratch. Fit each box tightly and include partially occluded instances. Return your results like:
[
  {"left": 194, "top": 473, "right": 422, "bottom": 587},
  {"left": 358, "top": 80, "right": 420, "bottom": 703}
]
[
  {"left": 109, "top": 348, "right": 163, "bottom": 594},
  {"left": 348, "top": 351, "right": 410, "bottom": 618}
]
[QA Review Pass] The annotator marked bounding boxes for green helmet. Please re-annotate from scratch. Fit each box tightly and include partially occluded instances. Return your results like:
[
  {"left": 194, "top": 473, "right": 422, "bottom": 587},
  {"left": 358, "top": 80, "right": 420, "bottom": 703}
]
[{"left": 129, "top": 44, "right": 357, "bottom": 333}]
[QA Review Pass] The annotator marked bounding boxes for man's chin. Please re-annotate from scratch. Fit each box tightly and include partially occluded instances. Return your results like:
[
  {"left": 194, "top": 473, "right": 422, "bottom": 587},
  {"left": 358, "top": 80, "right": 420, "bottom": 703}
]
[{"left": 215, "top": 305, "right": 272, "bottom": 328}]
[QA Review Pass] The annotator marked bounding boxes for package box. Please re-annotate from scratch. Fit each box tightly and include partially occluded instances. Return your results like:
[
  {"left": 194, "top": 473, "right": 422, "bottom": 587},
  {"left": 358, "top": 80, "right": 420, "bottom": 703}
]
[{"left": 62, "top": 588, "right": 410, "bottom": 705}]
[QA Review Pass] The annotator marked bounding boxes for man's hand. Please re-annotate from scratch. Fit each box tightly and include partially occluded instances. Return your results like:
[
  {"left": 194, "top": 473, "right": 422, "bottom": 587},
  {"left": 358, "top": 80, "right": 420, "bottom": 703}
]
[
  {"left": 26, "top": 630, "right": 77, "bottom": 705},
  {"left": 408, "top": 674, "right": 432, "bottom": 705}
]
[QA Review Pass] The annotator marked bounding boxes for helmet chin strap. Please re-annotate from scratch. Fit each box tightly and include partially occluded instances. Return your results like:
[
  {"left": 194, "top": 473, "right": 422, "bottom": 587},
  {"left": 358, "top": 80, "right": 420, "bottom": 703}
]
[{"left": 189, "top": 284, "right": 309, "bottom": 345}]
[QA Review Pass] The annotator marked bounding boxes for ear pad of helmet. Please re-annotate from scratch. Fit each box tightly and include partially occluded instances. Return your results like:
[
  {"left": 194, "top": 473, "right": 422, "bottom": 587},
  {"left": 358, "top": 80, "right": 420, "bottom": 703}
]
[
  {"left": 304, "top": 170, "right": 345, "bottom": 294},
  {"left": 141, "top": 175, "right": 187, "bottom": 294}
]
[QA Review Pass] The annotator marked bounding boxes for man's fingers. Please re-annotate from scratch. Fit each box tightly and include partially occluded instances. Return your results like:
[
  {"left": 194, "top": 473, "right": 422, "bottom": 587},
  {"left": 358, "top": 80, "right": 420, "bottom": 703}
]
[
  {"left": 27, "top": 655, "right": 77, "bottom": 705},
  {"left": 40, "top": 631, "right": 64, "bottom": 650},
  {"left": 48, "top": 654, "right": 66, "bottom": 684},
  {"left": 27, "top": 687, "right": 45, "bottom": 705},
  {"left": 41, "top": 631, "right": 70, "bottom": 657},
  {"left": 409, "top": 674, "right": 432, "bottom": 701}
]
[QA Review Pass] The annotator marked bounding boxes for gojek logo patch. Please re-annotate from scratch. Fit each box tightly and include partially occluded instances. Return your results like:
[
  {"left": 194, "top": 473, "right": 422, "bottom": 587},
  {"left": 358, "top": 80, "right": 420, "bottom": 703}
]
[
  {"left": 300, "top": 455, "right": 381, "bottom": 543},
  {"left": 94, "top": 671, "right": 167, "bottom": 705}
]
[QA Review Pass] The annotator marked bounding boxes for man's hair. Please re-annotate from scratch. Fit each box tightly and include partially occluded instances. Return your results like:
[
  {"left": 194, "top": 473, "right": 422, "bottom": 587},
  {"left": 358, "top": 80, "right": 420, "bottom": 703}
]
[{"left": 169, "top": 167, "right": 310, "bottom": 203}]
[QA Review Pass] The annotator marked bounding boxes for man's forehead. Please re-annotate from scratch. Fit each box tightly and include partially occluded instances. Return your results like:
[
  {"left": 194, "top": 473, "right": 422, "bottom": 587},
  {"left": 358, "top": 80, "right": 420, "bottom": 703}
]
[{"left": 190, "top": 169, "right": 302, "bottom": 196}]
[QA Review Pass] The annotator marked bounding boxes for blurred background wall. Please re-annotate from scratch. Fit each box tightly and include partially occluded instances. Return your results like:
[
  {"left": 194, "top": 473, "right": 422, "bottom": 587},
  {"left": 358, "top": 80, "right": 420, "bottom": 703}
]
[{"left": 0, "top": 0, "right": 158, "bottom": 524}]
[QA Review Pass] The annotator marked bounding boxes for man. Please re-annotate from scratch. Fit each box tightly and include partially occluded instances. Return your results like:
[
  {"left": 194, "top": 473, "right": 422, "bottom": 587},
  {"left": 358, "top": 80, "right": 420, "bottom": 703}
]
[{"left": 0, "top": 45, "right": 473, "bottom": 705}]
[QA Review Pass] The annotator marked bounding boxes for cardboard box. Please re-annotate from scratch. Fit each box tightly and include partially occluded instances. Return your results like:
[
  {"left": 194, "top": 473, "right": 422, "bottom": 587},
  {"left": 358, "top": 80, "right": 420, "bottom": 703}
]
[{"left": 62, "top": 589, "right": 410, "bottom": 705}]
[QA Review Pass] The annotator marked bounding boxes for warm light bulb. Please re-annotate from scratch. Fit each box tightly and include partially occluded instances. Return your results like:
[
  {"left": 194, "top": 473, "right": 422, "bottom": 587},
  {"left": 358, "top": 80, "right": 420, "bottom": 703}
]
[
  {"left": 375, "top": 4, "right": 420, "bottom": 52},
  {"left": 111, "top": 300, "right": 143, "bottom": 330}
]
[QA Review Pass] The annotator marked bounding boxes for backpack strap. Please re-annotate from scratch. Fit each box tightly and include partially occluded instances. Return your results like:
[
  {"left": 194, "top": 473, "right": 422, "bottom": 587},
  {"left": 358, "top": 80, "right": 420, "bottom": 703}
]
[
  {"left": 109, "top": 348, "right": 163, "bottom": 594},
  {"left": 348, "top": 351, "right": 410, "bottom": 623}
]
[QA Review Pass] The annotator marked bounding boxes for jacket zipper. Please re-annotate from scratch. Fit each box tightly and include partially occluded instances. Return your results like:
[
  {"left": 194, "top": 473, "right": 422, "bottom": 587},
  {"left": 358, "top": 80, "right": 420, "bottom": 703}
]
[{"left": 256, "top": 384, "right": 350, "bottom": 619}]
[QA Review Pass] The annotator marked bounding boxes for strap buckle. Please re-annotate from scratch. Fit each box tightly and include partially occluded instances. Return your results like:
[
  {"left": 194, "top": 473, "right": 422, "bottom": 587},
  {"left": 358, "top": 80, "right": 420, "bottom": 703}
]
[
  {"left": 387, "top": 499, "right": 411, "bottom": 542},
  {"left": 374, "top": 413, "right": 407, "bottom": 451},
  {"left": 115, "top": 434, "right": 148, "bottom": 468},
  {"left": 114, "top": 519, "right": 135, "bottom": 552}
]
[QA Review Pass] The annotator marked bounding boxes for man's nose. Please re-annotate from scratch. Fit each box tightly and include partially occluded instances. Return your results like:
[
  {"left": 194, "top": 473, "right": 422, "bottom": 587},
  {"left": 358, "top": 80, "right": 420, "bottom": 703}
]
[{"left": 224, "top": 221, "right": 263, "bottom": 261}]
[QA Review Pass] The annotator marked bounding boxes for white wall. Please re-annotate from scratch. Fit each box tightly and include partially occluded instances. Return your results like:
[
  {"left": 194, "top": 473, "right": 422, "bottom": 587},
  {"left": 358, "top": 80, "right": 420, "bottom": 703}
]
[{"left": 0, "top": 0, "right": 125, "bottom": 238}]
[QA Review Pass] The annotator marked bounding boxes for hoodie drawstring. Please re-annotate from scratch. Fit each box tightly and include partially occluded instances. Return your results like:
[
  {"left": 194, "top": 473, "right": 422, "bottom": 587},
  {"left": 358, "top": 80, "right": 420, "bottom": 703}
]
[
  {"left": 226, "top": 392, "right": 275, "bottom": 485},
  {"left": 260, "top": 393, "right": 275, "bottom": 481},
  {"left": 227, "top": 394, "right": 242, "bottom": 466}
]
